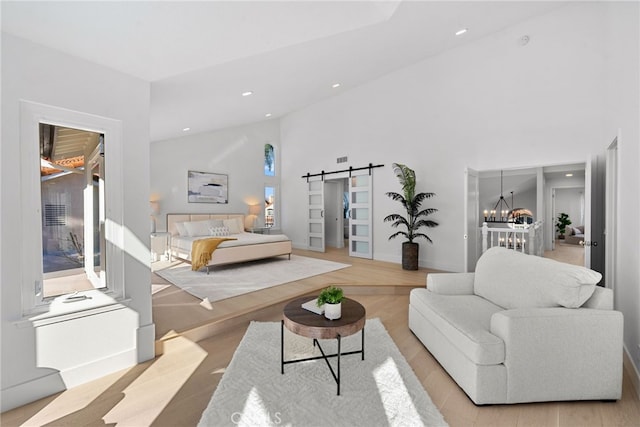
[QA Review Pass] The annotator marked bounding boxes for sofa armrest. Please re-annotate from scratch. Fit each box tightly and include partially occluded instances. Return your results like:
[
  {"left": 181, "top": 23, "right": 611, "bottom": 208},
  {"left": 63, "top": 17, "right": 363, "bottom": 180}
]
[
  {"left": 490, "top": 307, "right": 623, "bottom": 402},
  {"left": 426, "top": 272, "right": 475, "bottom": 295},
  {"left": 582, "top": 286, "right": 613, "bottom": 309}
]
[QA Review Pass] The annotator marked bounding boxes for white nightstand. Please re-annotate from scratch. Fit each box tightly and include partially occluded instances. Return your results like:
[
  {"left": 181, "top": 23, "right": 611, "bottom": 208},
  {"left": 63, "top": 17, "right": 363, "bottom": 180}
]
[
  {"left": 248, "top": 227, "right": 271, "bottom": 235},
  {"left": 150, "top": 232, "right": 172, "bottom": 261}
]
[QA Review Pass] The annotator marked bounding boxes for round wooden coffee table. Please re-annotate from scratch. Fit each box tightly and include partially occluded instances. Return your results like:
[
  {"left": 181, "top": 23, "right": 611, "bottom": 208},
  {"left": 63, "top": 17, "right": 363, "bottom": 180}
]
[{"left": 281, "top": 296, "right": 366, "bottom": 396}]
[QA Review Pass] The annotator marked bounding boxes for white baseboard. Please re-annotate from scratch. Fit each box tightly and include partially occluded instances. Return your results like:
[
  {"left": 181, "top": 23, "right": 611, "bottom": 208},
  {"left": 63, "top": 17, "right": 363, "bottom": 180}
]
[
  {"left": 137, "top": 322, "right": 156, "bottom": 362},
  {"left": 59, "top": 348, "right": 137, "bottom": 389},
  {"left": 1, "top": 348, "right": 137, "bottom": 412},
  {"left": 623, "top": 345, "right": 640, "bottom": 398},
  {"left": 1, "top": 370, "right": 65, "bottom": 412}
]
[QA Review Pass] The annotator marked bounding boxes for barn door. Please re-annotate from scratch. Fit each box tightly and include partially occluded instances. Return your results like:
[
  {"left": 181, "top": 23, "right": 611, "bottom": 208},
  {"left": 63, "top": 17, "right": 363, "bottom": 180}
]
[
  {"left": 348, "top": 173, "right": 372, "bottom": 259},
  {"left": 307, "top": 179, "right": 325, "bottom": 252}
]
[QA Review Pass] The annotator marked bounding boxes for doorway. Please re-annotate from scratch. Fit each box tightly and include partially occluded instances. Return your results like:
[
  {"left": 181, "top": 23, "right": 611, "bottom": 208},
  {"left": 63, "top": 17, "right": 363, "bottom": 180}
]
[
  {"left": 323, "top": 179, "right": 346, "bottom": 250},
  {"left": 464, "top": 162, "right": 605, "bottom": 276},
  {"left": 306, "top": 172, "right": 373, "bottom": 259}
]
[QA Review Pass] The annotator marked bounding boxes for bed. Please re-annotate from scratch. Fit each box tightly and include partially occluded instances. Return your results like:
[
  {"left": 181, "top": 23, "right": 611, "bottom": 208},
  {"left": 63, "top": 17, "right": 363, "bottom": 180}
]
[{"left": 167, "top": 213, "right": 292, "bottom": 272}]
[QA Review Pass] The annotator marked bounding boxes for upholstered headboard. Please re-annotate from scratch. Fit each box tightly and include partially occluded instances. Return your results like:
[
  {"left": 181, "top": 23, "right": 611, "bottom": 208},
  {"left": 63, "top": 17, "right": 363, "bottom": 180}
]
[{"left": 167, "top": 213, "right": 245, "bottom": 236}]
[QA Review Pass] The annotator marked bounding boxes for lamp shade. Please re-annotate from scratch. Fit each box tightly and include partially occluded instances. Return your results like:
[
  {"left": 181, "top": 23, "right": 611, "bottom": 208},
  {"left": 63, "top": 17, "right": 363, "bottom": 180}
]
[
  {"left": 248, "top": 204, "right": 261, "bottom": 215},
  {"left": 150, "top": 200, "right": 160, "bottom": 215}
]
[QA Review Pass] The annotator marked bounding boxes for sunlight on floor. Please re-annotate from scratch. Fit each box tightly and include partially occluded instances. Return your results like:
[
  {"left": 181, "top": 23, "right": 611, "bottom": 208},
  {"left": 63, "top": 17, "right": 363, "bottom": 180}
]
[
  {"left": 21, "top": 368, "right": 130, "bottom": 426},
  {"left": 102, "top": 336, "right": 207, "bottom": 425},
  {"left": 234, "top": 387, "right": 283, "bottom": 426},
  {"left": 373, "top": 357, "right": 421, "bottom": 424}
]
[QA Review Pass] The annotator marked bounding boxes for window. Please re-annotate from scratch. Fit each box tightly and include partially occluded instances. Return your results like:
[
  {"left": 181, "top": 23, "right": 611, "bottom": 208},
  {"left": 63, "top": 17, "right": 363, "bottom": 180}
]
[
  {"left": 264, "top": 143, "right": 275, "bottom": 176},
  {"left": 263, "top": 143, "right": 279, "bottom": 229},
  {"left": 21, "top": 101, "right": 124, "bottom": 315},
  {"left": 40, "top": 124, "right": 106, "bottom": 297},
  {"left": 265, "top": 186, "right": 276, "bottom": 228}
]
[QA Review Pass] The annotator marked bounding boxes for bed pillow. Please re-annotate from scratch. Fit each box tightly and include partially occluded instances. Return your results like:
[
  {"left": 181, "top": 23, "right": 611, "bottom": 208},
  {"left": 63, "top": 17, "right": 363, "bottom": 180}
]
[
  {"left": 223, "top": 218, "right": 243, "bottom": 234},
  {"left": 474, "top": 247, "right": 600, "bottom": 309},
  {"left": 236, "top": 217, "right": 245, "bottom": 233},
  {"left": 174, "top": 222, "right": 188, "bottom": 236},
  {"left": 184, "top": 220, "right": 212, "bottom": 237},
  {"left": 209, "top": 226, "right": 230, "bottom": 237},
  {"left": 207, "top": 219, "right": 225, "bottom": 228}
]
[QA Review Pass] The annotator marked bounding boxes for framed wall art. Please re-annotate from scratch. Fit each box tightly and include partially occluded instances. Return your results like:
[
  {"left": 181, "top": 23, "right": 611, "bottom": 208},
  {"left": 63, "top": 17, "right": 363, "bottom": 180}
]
[{"left": 187, "top": 170, "right": 228, "bottom": 203}]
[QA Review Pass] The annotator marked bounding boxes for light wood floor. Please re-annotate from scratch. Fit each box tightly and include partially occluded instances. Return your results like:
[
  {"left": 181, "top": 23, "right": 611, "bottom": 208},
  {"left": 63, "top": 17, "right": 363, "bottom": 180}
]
[
  {"left": 2, "top": 248, "right": 638, "bottom": 426},
  {"left": 544, "top": 241, "right": 586, "bottom": 267}
]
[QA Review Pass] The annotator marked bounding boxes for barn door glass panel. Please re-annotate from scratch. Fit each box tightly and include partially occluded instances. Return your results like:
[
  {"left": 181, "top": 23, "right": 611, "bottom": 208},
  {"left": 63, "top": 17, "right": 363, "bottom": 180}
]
[
  {"left": 349, "top": 174, "right": 372, "bottom": 258},
  {"left": 307, "top": 179, "right": 325, "bottom": 252}
]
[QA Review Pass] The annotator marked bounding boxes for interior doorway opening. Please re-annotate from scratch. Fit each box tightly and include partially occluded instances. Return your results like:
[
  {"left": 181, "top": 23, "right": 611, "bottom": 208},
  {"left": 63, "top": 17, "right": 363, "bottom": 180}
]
[
  {"left": 323, "top": 178, "right": 348, "bottom": 251},
  {"left": 465, "top": 162, "right": 605, "bottom": 278},
  {"left": 306, "top": 171, "right": 373, "bottom": 259}
]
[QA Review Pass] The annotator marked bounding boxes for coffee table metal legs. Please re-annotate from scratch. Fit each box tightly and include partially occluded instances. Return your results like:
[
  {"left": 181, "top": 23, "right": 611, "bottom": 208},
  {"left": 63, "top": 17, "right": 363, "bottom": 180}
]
[
  {"left": 281, "top": 321, "right": 365, "bottom": 396},
  {"left": 315, "top": 335, "right": 341, "bottom": 395},
  {"left": 280, "top": 320, "right": 285, "bottom": 375}
]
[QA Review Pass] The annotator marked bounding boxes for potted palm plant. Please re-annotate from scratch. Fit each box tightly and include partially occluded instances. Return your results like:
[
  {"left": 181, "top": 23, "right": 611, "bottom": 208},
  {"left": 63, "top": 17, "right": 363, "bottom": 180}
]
[
  {"left": 384, "top": 163, "right": 438, "bottom": 270},
  {"left": 317, "top": 285, "right": 344, "bottom": 320}
]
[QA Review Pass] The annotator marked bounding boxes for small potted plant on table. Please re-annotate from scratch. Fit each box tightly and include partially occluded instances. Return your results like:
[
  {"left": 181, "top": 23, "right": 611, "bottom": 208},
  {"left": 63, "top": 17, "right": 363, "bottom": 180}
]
[{"left": 317, "top": 286, "right": 344, "bottom": 320}]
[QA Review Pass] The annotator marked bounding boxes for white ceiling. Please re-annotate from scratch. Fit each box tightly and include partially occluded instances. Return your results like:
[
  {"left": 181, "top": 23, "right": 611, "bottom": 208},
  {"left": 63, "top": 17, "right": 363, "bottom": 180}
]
[{"left": 2, "top": 1, "right": 567, "bottom": 142}]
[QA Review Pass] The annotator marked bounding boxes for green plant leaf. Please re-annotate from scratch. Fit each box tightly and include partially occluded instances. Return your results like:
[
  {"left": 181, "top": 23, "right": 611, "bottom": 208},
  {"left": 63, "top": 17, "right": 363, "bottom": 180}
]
[
  {"left": 386, "top": 164, "right": 438, "bottom": 244},
  {"left": 391, "top": 163, "right": 416, "bottom": 202},
  {"left": 317, "top": 285, "right": 344, "bottom": 306}
]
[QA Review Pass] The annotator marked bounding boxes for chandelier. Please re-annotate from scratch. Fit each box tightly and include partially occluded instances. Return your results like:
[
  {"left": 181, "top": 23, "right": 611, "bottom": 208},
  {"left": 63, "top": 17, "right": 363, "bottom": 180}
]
[{"left": 483, "top": 170, "right": 512, "bottom": 223}]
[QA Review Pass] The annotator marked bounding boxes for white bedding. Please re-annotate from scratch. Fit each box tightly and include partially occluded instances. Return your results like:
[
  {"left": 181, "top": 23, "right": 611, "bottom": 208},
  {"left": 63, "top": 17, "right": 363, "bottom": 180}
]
[{"left": 172, "top": 231, "right": 290, "bottom": 253}]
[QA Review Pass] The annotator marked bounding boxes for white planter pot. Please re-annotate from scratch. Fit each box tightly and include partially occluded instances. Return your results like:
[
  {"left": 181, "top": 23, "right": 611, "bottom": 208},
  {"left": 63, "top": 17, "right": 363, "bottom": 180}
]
[{"left": 324, "top": 302, "right": 342, "bottom": 320}]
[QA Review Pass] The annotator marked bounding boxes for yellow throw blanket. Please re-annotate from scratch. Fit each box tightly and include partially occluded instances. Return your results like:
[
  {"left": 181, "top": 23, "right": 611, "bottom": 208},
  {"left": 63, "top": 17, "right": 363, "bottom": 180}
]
[{"left": 191, "top": 237, "right": 237, "bottom": 271}]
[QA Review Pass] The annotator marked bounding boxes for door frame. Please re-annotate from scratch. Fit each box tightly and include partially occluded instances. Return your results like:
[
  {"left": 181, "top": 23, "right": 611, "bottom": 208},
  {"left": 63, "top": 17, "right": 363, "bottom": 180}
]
[
  {"left": 605, "top": 135, "right": 619, "bottom": 290},
  {"left": 464, "top": 168, "right": 479, "bottom": 272}
]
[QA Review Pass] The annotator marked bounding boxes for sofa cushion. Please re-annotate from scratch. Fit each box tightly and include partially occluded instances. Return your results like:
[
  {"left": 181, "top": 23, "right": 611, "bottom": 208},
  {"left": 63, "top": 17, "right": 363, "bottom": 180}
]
[
  {"left": 410, "top": 289, "right": 505, "bottom": 365},
  {"left": 474, "top": 247, "right": 600, "bottom": 309}
]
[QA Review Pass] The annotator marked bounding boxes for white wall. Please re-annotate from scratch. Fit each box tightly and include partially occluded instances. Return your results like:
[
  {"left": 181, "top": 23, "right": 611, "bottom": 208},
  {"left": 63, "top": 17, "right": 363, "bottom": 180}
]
[
  {"left": 601, "top": 2, "right": 640, "bottom": 381},
  {"left": 282, "top": 3, "right": 608, "bottom": 270},
  {"left": 150, "top": 120, "right": 280, "bottom": 232},
  {"left": 1, "top": 34, "right": 153, "bottom": 410},
  {"left": 280, "top": 2, "right": 639, "bottom": 375}
]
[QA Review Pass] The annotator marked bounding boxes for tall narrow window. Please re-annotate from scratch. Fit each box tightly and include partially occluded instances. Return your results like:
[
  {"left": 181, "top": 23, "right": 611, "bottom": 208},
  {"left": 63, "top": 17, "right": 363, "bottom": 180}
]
[
  {"left": 265, "top": 186, "right": 275, "bottom": 228},
  {"left": 40, "top": 124, "right": 106, "bottom": 297},
  {"left": 264, "top": 143, "right": 275, "bottom": 176}
]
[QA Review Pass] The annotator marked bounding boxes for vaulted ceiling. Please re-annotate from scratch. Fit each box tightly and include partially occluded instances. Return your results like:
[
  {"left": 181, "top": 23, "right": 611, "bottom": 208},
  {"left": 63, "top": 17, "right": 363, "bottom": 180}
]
[{"left": 2, "top": 1, "right": 567, "bottom": 141}]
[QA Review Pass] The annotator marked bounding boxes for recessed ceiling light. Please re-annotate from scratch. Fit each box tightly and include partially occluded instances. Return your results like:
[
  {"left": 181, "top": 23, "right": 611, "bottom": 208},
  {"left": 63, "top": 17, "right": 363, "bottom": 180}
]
[
  {"left": 332, "top": 83, "right": 341, "bottom": 88},
  {"left": 182, "top": 127, "right": 190, "bottom": 132},
  {"left": 265, "top": 113, "right": 272, "bottom": 118},
  {"left": 242, "top": 91, "right": 253, "bottom": 97},
  {"left": 455, "top": 28, "right": 468, "bottom": 36},
  {"left": 565, "top": 173, "right": 573, "bottom": 177}
]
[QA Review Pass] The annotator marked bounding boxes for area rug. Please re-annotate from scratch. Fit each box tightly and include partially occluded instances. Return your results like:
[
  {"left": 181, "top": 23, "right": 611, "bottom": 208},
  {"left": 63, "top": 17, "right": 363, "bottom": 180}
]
[
  {"left": 198, "top": 318, "right": 448, "bottom": 427},
  {"left": 155, "top": 255, "right": 350, "bottom": 303}
]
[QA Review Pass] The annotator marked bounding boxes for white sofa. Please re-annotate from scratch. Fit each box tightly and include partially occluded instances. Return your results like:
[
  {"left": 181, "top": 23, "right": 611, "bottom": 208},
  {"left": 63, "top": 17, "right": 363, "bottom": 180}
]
[{"left": 409, "top": 247, "right": 623, "bottom": 405}]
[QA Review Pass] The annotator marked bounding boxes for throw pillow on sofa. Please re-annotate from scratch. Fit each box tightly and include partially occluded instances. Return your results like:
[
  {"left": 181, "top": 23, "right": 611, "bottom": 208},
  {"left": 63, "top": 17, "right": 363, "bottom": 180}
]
[{"left": 474, "top": 247, "right": 600, "bottom": 309}]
